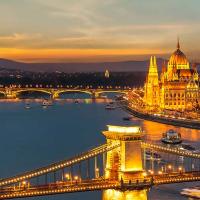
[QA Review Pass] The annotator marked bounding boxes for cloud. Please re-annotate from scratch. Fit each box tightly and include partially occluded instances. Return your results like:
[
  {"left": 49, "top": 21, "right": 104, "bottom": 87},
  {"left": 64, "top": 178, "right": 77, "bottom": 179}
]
[
  {"left": 0, "top": 0, "right": 200, "bottom": 62},
  {"left": 0, "top": 33, "right": 42, "bottom": 41}
]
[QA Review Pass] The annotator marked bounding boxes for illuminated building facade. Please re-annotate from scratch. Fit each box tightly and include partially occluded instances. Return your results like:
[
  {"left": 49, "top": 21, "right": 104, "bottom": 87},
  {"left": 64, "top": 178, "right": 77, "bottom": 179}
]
[
  {"left": 105, "top": 69, "right": 110, "bottom": 78},
  {"left": 144, "top": 40, "right": 199, "bottom": 111}
]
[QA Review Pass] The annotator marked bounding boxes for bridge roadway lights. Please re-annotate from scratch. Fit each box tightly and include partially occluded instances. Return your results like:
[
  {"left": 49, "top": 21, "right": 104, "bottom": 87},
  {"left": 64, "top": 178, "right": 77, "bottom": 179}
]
[{"left": 102, "top": 125, "right": 145, "bottom": 182}]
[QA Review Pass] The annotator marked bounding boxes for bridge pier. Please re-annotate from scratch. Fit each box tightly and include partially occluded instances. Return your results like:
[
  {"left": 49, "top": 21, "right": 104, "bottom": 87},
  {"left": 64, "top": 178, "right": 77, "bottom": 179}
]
[
  {"left": 102, "top": 125, "right": 148, "bottom": 200},
  {"left": 91, "top": 92, "right": 100, "bottom": 99},
  {"left": 102, "top": 125, "right": 144, "bottom": 182},
  {"left": 5, "top": 89, "right": 16, "bottom": 99},
  {"left": 52, "top": 91, "right": 59, "bottom": 99},
  {"left": 102, "top": 189, "right": 147, "bottom": 200}
]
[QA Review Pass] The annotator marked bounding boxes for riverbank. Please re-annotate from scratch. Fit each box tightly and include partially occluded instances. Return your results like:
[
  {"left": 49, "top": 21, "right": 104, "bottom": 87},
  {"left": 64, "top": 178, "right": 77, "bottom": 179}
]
[{"left": 119, "top": 100, "right": 200, "bottom": 130}]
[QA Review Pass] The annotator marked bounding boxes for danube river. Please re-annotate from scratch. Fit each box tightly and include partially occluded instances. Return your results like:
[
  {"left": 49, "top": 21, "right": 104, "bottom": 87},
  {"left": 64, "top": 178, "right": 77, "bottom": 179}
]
[{"left": 0, "top": 95, "right": 199, "bottom": 200}]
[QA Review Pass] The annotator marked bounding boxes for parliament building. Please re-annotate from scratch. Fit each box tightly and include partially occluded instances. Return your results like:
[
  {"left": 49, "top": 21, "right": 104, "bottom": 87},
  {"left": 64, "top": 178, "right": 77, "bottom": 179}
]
[{"left": 144, "top": 40, "right": 199, "bottom": 111}]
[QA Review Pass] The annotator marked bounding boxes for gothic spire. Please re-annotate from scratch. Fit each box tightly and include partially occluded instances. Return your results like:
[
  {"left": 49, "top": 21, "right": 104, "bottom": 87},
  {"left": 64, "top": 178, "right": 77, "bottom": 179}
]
[
  {"left": 177, "top": 37, "right": 180, "bottom": 49},
  {"left": 150, "top": 56, "right": 153, "bottom": 66},
  {"left": 154, "top": 56, "right": 157, "bottom": 67}
]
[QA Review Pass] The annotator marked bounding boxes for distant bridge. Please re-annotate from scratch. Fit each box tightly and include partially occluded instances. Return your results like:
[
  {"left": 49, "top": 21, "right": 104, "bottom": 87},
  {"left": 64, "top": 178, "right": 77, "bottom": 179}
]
[{"left": 0, "top": 87, "right": 134, "bottom": 99}]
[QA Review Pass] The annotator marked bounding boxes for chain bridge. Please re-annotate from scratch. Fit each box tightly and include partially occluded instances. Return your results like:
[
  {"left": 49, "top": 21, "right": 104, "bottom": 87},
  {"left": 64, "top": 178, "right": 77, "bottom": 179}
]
[{"left": 0, "top": 125, "right": 200, "bottom": 199}]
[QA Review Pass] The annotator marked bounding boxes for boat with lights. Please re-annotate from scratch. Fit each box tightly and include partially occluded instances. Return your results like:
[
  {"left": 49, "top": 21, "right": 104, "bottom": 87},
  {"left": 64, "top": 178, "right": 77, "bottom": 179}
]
[{"left": 161, "top": 129, "right": 182, "bottom": 144}]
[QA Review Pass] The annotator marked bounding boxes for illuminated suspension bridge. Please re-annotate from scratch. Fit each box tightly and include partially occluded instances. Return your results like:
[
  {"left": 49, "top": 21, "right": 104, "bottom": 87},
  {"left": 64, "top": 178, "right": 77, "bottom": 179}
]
[{"left": 0, "top": 125, "right": 200, "bottom": 199}]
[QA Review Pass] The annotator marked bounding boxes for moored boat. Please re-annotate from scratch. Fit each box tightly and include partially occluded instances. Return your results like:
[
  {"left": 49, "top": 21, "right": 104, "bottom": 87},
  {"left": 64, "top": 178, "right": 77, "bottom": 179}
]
[
  {"left": 25, "top": 103, "right": 31, "bottom": 109},
  {"left": 161, "top": 129, "right": 182, "bottom": 144},
  {"left": 123, "top": 116, "right": 132, "bottom": 121},
  {"left": 74, "top": 99, "right": 79, "bottom": 104},
  {"left": 105, "top": 104, "right": 116, "bottom": 110},
  {"left": 42, "top": 99, "right": 53, "bottom": 107},
  {"left": 180, "top": 143, "right": 196, "bottom": 151}
]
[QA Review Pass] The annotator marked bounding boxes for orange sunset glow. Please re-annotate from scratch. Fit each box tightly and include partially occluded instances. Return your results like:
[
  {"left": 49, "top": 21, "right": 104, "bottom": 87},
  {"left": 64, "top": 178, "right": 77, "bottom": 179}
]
[
  {"left": 0, "top": 0, "right": 200, "bottom": 62},
  {"left": 0, "top": 48, "right": 168, "bottom": 63}
]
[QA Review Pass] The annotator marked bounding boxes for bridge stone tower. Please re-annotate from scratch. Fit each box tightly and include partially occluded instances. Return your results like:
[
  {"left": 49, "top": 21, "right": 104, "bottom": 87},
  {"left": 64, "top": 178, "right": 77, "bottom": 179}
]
[{"left": 102, "top": 125, "right": 144, "bottom": 181}]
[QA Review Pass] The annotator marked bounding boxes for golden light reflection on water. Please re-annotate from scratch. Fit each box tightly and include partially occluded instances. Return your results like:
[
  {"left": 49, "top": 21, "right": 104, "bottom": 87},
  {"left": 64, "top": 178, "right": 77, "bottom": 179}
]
[
  {"left": 102, "top": 189, "right": 147, "bottom": 200},
  {"left": 142, "top": 120, "right": 200, "bottom": 141}
]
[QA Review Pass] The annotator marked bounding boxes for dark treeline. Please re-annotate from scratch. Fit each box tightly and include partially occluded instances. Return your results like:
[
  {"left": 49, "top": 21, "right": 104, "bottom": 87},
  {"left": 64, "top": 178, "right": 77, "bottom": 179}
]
[{"left": 0, "top": 72, "right": 146, "bottom": 88}]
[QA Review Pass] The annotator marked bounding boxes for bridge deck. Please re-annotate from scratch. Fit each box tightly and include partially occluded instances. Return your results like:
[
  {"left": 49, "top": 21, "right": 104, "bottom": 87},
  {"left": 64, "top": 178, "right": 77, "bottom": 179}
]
[
  {"left": 0, "top": 180, "right": 119, "bottom": 199},
  {"left": 1, "top": 172, "right": 200, "bottom": 199}
]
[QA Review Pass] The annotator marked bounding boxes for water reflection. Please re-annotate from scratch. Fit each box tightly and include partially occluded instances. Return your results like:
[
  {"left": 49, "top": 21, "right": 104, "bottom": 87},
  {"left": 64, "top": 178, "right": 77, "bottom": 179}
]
[
  {"left": 0, "top": 98, "right": 112, "bottom": 104},
  {"left": 102, "top": 189, "right": 147, "bottom": 200},
  {"left": 142, "top": 120, "right": 200, "bottom": 142}
]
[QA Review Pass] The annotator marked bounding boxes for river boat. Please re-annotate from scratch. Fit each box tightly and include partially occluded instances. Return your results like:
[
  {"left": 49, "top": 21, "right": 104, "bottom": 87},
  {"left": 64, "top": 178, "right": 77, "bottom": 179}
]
[
  {"left": 42, "top": 99, "right": 53, "bottom": 107},
  {"left": 180, "top": 143, "right": 196, "bottom": 151},
  {"left": 74, "top": 99, "right": 79, "bottom": 104},
  {"left": 25, "top": 103, "right": 31, "bottom": 109},
  {"left": 105, "top": 104, "right": 116, "bottom": 110},
  {"left": 181, "top": 187, "right": 200, "bottom": 198},
  {"left": 123, "top": 116, "right": 132, "bottom": 121},
  {"left": 161, "top": 129, "right": 182, "bottom": 144},
  {"left": 101, "top": 95, "right": 107, "bottom": 99}
]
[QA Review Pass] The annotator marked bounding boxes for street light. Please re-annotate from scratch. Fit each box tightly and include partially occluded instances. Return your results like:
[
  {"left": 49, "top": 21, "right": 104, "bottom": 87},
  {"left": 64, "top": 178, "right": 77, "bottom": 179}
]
[
  {"left": 158, "top": 171, "right": 163, "bottom": 175},
  {"left": 168, "top": 165, "right": 172, "bottom": 170},
  {"left": 74, "top": 176, "right": 79, "bottom": 181},
  {"left": 65, "top": 173, "right": 70, "bottom": 180},
  {"left": 95, "top": 168, "right": 100, "bottom": 178},
  {"left": 22, "top": 181, "right": 26, "bottom": 185},
  {"left": 142, "top": 172, "right": 147, "bottom": 177},
  {"left": 178, "top": 167, "right": 182, "bottom": 173}
]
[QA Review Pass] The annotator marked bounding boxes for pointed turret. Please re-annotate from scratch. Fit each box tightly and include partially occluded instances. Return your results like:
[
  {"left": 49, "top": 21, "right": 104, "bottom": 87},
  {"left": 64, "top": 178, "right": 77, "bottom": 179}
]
[
  {"left": 148, "top": 56, "right": 158, "bottom": 76},
  {"left": 153, "top": 56, "right": 157, "bottom": 67},
  {"left": 144, "top": 55, "right": 160, "bottom": 108},
  {"left": 177, "top": 37, "right": 180, "bottom": 49},
  {"left": 150, "top": 56, "right": 153, "bottom": 67}
]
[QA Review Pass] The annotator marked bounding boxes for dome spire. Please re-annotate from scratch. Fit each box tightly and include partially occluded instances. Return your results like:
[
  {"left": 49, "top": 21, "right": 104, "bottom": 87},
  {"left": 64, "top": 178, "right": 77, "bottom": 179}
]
[{"left": 177, "top": 37, "right": 180, "bottom": 49}]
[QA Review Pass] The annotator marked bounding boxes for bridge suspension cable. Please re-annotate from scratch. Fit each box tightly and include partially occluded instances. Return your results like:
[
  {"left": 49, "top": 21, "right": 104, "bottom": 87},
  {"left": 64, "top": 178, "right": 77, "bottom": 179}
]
[
  {"left": 141, "top": 142, "right": 200, "bottom": 159},
  {"left": 0, "top": 143, "right": 120, "bottom": 187}
]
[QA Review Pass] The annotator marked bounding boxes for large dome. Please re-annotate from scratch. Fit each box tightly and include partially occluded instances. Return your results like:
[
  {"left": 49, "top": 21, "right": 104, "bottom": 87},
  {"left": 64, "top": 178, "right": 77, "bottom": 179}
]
[
  {"left": 167, "top": 39, "right": 189, "bottom": 70},
  {"left": 168, "top": 48, "right": 188, "bottom": 65}
]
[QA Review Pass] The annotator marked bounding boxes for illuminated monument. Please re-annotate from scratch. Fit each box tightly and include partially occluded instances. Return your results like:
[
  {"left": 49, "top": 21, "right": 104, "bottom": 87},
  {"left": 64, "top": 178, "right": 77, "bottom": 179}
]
[
  {"left": 102, "top": 125, "right": 147, "bottom": 200},
  {"left": 102, "top": 125, "right": 144, "bottom": 180},
  {"left": 144, "top": 39, "right": 199, "bottom": 111},
  {"left": 105, "top": 69, "right": 110, "bottom": 78}
]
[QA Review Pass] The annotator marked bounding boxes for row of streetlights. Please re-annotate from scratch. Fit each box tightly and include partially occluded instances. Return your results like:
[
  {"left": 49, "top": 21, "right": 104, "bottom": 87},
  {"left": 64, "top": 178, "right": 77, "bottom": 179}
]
[
  {"left": 143, "top": 165, "right": 183, "bottom": 177},
  {"left": 0, "top": 85, "right": 134, "bottom": 89}
]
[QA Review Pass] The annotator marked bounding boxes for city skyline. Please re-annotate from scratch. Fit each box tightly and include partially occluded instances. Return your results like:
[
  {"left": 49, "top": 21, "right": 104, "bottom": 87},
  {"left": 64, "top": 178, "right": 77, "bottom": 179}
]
[{"left": 0, "top": 0, "right": 200, "bottom": 62}]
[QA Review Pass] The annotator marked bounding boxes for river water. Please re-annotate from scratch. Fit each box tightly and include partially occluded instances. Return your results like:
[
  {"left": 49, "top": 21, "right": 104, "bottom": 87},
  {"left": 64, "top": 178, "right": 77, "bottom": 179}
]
[{"left": 0, "top": 95, "right": 199, "bottom": 200}]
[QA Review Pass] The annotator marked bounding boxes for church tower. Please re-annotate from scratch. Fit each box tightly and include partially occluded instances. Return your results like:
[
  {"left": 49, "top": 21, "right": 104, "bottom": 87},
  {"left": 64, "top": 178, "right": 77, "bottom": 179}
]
[{"left": 144, "top": 56, "right": 160, "bottom": 109}]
